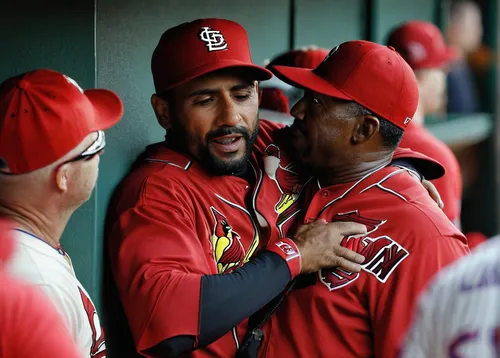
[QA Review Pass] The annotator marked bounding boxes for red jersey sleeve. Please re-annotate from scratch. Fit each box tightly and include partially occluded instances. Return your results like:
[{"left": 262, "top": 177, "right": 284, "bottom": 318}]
[
  {"left": 108, "top": 176, "right": 210, "bottom": 353},
  {"left": 368, "top": 232, "right": 469, "bottom": 358}
]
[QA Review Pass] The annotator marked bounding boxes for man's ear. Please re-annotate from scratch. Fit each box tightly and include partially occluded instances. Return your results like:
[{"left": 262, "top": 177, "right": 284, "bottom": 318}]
[
  {"left": 151, "top": 94, "right": 172, "bottom": 131},
  {"left": 55, "top": 164, "right": 69, "bottom": 193},
  {"left": 352, "top": 115, "right": 380, "bottom": 144}
]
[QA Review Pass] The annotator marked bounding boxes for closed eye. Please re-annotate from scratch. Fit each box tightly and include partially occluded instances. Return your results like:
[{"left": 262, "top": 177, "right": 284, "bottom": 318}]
[
  {"left": 234, "top": 94, "right": 251, "bottom": 101},
  {"left": 194, "top": 97, "right": 214, "bottom": 106}
]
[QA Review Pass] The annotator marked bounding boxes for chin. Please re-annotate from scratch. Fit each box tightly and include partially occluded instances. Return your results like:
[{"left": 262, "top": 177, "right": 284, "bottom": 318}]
[{"left": 205, "top": 150, "right": 250, "bottom": 176}]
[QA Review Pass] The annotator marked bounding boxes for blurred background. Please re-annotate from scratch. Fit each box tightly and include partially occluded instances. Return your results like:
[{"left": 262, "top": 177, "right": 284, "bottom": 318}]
[{"left": 0, "top": 0, "right": 497, "bottom": 356}]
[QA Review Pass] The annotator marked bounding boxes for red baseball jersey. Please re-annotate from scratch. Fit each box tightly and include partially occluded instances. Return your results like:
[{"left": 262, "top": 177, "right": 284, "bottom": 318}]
[
  {"left": 107, "top": 119, "right": 446, "bottom": 357},
  {"left": 107, "top": 120, "right": 307, "bottom": 357},
  {"left": 399, "top": 123, "right": 462, "bottom": 225},
  {"left": 260, "top": 166, "right": 469, "bottom": 358}
]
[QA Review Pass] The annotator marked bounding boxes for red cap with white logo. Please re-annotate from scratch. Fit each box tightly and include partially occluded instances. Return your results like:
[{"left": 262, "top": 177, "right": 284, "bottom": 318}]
[
  {"left": 272, "top": 40, "right": 419, "bottom": 130},
  {"left": 386, "top": 20, "right": 458, "bottom": 70},
  {"left": 151, "top": 18, "right": 273, "bottom": 93},
  {"left": 0, "top": 69, "right": 123, "bottom": 174}
]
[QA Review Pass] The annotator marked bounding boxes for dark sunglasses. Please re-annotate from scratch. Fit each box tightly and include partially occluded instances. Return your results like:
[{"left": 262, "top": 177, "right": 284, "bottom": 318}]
[{"left": 66, "top": 130, "right": 106, "bottom": 163}]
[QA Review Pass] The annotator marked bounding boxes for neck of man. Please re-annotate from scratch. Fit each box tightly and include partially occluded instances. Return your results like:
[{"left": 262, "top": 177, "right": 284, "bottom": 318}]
[
  {"left": 0, "top": 203, "right": 72, "bottom": 249},
  {"left": 317, "top": 152, "right": 393, "bottom": 188}
]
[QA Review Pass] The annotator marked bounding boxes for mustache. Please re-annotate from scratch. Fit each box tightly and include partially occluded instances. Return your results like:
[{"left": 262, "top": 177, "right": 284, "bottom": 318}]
[{"left": 206, "top": 126, "right": 251, "bottom": 141}]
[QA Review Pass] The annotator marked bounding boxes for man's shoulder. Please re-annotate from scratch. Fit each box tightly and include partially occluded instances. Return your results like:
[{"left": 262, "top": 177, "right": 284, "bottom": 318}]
[
  {"left": 354, "top": 168, "right": 463, "bottom": 238},
  {"left": 115, "top": 143, "right": 205, "bottom": 198},
  {"left": 129, "top": 142, "right": 197, "bottom": 178}
]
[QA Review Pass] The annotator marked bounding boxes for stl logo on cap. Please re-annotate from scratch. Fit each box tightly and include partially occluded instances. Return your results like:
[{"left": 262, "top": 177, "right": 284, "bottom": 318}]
[
  {"left": 63, "top": 75, "right": 84, "bottom": 94},
  {"left": 199, "top": 26, "right": 228, "bottom": 52}
]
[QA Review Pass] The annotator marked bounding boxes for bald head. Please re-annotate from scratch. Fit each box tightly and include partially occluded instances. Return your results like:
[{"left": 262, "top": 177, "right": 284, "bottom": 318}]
[{"left": 0, "top": 132, "right": 101, "bottom": 212}]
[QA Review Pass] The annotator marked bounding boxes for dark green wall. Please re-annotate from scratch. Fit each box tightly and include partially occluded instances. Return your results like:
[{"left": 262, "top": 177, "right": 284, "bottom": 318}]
[{"left": 373, "top": 0, "right": 435, "bottom": 43}]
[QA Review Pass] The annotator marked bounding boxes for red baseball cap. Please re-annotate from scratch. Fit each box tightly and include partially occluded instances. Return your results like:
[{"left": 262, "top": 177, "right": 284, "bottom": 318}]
[
  {"left": 152, "top": 18, "right": 273, "bottom": 93},
  {"left": 272, "top": 40, "right": 419, "bottom": 130},
  {"left": 266, "top": 47, "right": 330, "bottom": 70},
  {"left": 386, "top": 21, "right": 458, "bottom": 70},
  {"left": 0, "top": 69, "right": 123, "bottom": 174}
]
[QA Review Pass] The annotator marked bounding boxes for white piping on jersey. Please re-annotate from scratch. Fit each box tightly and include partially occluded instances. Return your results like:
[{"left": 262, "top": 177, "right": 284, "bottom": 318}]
[
  {"left": 249, "top": 161, "right": 270, "bottom": 229},
  {"left": 232, "top": 327, "right": 240, "bottom": 349},
  {"left": 276, "top": 209, "right": 303, "bottom": 238},
  {"left": 393, "top": 165, "right": 421, "bottom": 181},
  {"left": 360, "top": 168, "right": 409, "bottom": 202},
  {"left": 214, "top": 194, "right": 256, "bottom": 226},
  {"left": 144, "top": 158, "right": 192, "bottom": 170},
  {"left": 317, "top": 164, "right": 387, "bottom": 216}
]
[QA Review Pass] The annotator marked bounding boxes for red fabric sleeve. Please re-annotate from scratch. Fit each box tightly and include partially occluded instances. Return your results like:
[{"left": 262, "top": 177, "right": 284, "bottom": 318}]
[
  {"left": 109, "top": 177, "right": 211, "bottom": 353},
  {"left": 369, "top": 232, "right": 469, "bottom": 358},
  {"left": 0, "top": 273, "right": 80, "bottom": 358}
]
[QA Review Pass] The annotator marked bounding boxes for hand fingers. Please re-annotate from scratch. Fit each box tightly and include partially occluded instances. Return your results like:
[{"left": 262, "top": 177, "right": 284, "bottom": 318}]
[
  {"left": 335, "top": 245, "right": 365, "bottom": 264},
  {"left": 329, "top": 221, "right": 368, "bottom": 236},
  {"left": 334, "top": 256, "right": 362, "bottom": 273},
  {"left": 423, "top": 180, "right": 444, "bottom": 209}
]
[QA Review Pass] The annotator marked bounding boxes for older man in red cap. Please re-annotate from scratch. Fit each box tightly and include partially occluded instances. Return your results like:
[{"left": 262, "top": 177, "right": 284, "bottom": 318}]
[
  {"left": 258, "top": 40, "right": 469, "bottom": 358},
  {"left": 106, "top": 18, "right": 446, "bottom": 358},
  {"left": 387, "top": 20, "right": 463, "bottom": 229},
  {"left": 0, "top": 69, "right": 124, "bottom": 357}
]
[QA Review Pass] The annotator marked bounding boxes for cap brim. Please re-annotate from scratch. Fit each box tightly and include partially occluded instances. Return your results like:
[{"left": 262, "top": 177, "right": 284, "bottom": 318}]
[
  {"left": 271, "top": 65, "right": 352, "bottom": 100},
  {"left": 393, "top": 147, "right": 445, "bottom": 180},
  {"left": 434, "top": 47, "right": 459, "bottom": 69},
  {"left": 418, "top": 47, "right": 459, "bottom": 70},
  {"left": 161, "top": 60, "right": 273, "bottom": 92},
  {"left": 85, "top": 89, "right": 124, "bottom": 131}
]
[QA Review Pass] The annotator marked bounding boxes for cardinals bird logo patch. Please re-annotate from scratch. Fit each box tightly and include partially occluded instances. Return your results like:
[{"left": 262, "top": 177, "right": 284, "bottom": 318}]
[
  {"left": 319, "top": 211, "right": 409, "bottom": 291},
  {"left": 210, "top": 207, "right": 246, "bottom": 273},
  {"left": 264, "top": 144, "right": 305, "bottom": 236}
]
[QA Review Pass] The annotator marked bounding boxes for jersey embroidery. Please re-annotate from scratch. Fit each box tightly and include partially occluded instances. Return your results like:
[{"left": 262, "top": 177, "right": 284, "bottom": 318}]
[
  {"left": 210, "top": 195, "right": 260, "bottom": 273},
  {"left": 263, "top": 144, "right": 310, "bottom": 236},
  {"left": 78, "top": 288, "right": 106, "bottom": 357},
  {"left": 319, "top": 211, "right": 409, "bottom": 291}
]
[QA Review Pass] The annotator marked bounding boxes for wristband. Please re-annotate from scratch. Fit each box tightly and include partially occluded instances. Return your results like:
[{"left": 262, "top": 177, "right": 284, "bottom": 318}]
[{"left": 266, "top": 238, "right": 301, "bottom": 279}]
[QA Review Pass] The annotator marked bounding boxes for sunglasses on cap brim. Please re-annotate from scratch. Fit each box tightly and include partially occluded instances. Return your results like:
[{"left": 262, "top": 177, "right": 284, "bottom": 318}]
[
  {"left": 66, "top": 130, "right": 106, "bottom": 163},
  {"left": 0, "top": 131, "right": 107, "bottom": 175}
]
